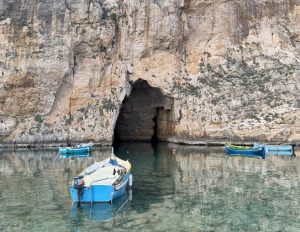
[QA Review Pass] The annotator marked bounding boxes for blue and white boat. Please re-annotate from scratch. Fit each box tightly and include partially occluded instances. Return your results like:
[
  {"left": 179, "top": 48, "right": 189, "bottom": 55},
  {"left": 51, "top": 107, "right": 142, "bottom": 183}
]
[
  {"left": 58, "top": 142, "right": 93, "bottom": 154},
  {"left": 70, "top": 153, "right": 132, "bottom": 204}
]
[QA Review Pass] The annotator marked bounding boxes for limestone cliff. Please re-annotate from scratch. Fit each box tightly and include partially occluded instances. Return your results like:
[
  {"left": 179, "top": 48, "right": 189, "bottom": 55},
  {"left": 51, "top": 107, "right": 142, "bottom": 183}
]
[{"left": 0, "top": 0, "right": 300, "bottom": 145}]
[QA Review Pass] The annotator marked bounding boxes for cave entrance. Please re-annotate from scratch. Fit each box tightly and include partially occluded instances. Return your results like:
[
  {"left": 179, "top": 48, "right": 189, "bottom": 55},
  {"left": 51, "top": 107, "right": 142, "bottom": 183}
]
[{"left": 113, "top": 79, "right": 173, "bottom": 145}]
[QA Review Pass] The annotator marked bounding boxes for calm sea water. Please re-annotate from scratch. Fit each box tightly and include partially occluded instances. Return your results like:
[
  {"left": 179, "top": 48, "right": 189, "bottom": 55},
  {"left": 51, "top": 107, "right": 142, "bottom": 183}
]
[{"left": 0, "top": 143, "right": 300, "bottom": 231}]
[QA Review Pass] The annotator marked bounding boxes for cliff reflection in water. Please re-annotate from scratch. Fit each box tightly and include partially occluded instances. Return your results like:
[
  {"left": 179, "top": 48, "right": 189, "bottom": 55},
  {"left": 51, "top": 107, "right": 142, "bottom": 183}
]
[
  {"left": 1, "top": 144, "right": 300, "bottom": 231},
  {"left": 0, "top": 148, "right": 112, "bottom": 231},
  {"left": 163, "top": 144, "right": 300, "bottom": 231},
  {"left": 166, "top": 145, "right": 300, "bottom": 195}
]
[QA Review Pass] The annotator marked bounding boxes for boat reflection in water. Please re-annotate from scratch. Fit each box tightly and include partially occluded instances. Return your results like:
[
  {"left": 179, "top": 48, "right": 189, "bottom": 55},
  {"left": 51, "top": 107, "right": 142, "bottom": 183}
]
[
  {"left": 266, "top": 151, "right": 294, "bottom": 156},
  {"left": 70, "top": 190, "right": 132, "bottom": 222},
  {"left": 58, "top": 151, "right": 93, "bottom": 159}
]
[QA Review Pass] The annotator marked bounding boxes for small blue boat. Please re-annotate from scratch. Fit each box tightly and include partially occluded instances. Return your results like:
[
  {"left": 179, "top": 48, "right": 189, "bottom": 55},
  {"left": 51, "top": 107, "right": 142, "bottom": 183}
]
[
  {"left": 70, "top": 153, "right": 132, "bottom": 204},
  {"left": 254, "top": 143, "right": 292, "bottom": 151},
  {"left": 225, "top": 145, "right": 266, "bottom": 159},
  {"left": 58, "top": 142, "right": 93, "bottom": 154}
]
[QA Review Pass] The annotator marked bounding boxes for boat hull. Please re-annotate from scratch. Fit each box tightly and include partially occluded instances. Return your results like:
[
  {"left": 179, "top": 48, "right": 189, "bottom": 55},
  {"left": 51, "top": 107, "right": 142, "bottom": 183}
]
[
  {"left": 225, "top": 146, "right": 266, "bottom": 159},
  {"left": 70, "top": 172, "right": 130, "bottom": 203}
]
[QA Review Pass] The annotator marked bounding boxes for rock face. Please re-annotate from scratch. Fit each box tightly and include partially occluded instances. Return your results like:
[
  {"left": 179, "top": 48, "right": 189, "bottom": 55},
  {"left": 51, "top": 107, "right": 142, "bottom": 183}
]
[{"left": 0, "top": 0, "right": 300, "bottom": 144}]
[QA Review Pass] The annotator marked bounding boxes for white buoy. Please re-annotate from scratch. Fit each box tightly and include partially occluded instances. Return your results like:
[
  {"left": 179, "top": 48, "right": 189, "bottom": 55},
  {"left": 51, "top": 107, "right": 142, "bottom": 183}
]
[{"left": 128, "top": 174, "right": 133, "bottom": 189}]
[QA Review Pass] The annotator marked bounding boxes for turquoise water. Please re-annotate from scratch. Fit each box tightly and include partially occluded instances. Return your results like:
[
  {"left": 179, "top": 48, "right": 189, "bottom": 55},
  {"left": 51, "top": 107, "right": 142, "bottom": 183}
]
[{"left": 0, "top": 143, "right": 300, "bottom": 231}]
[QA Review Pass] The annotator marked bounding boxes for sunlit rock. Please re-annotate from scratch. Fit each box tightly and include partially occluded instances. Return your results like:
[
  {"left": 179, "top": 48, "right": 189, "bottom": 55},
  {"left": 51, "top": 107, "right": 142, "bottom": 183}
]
[{"left": 0, "top": 0, "right": 299, "bottom": 144}]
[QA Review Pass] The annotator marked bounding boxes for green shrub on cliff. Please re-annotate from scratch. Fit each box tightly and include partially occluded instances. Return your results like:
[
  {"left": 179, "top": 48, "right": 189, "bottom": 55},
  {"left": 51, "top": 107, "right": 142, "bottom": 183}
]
[
  {"left": 102, "top": 98, "right": 116, "bottom": 111},
  {"left": 34, "top": 115, "right": 43, "bottom": 123},
  {"left": 110, "top": 13, "right": 117, "bottom": 22}
]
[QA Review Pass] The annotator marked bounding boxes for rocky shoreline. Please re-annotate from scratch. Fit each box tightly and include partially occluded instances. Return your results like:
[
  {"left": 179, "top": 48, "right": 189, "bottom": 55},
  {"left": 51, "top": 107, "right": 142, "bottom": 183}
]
[{"left": 1, "top": 139, "right": 298, "bottom": 150}]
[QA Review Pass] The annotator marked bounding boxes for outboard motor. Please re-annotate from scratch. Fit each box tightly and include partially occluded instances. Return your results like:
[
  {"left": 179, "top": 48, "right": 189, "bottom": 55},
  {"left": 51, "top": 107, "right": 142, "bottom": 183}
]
[{"left": 74, "top": 175, "right": 84, "bottom": 207}]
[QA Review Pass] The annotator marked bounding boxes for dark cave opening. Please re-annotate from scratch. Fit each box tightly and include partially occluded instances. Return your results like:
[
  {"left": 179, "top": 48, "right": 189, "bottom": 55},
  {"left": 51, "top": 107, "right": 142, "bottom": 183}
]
[{"left": 113, "top": 79, "right": 174, "bottom": 145}]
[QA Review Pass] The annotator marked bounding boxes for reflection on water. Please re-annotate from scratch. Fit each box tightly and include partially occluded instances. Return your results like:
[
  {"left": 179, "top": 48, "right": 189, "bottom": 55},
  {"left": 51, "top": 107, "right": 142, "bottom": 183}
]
[
  {"left": 0, "top": 144, "right": 300, "bottom": 231},
  {"left": 70, "top": 191, "right": 132, "bottom": 223},
  {"left": 58, "top": 152, "right": 93, "bottom": 159}
]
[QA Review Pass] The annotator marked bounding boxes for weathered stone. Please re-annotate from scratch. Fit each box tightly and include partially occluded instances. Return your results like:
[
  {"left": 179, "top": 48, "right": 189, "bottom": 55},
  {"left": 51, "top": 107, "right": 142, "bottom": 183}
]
[{"left": 0, "top": 0, "right": 299, "bottom": 144}]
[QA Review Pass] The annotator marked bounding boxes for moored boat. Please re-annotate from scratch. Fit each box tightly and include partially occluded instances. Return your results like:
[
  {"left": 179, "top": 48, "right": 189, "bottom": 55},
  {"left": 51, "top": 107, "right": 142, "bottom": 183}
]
[
  {"left": 254, "top": 143, "right": 293, "bottom": 151},
  {"left": 70, "top": 152, "right": 132, "bottom": 204},
  {"left": 225, "top": 144, "right": 266, "bottom": 159},
  {"left": 58, "top": 142, "right": 93, "bottom": 154}
]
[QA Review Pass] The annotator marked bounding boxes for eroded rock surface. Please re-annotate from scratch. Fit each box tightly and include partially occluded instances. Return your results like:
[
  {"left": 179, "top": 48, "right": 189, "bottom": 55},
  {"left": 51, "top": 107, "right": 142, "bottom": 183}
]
[{"left": 0, "top": 0, "right": 300, "bottom": 144}]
